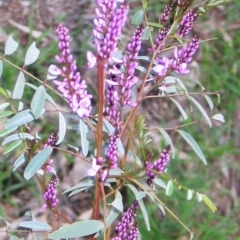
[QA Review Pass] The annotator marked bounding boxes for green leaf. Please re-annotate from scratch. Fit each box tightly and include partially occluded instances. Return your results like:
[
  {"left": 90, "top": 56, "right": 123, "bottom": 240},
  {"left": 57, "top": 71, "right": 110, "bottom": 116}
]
[
  {"left": 136, "top": 65, "right": 147, "bottom": 74},
  {"left": 111, "top": 191, "right": 123, "bottom": 213},
  {"left": 147, "top": 22, "right": 163, "bottom": 28},
  {"left": 187, "top": 96, "right": 212, "bottom": 127},
  {"left": 204, "top": 95, "right": 214, "bottom": 112},
  {"left": 3, "top": 140, "right": 22, "bottom": 155},
  {"left": 131, "top": 10, "right": 144, "bottom": 25},
  {"left": 0, "top": 103, "right": 10, "bottom": 110},
  {"left": 165, "top": 180, "right": 174, "bottom": 196},
  {"left": 158, "top": 128, "right": 174, "bottom": 158},
  {"left": 0, "top": 87, "right": 9, "bottom": 100},
  {"left": 196, "top": 192, "right": 203, "bottom": 202},
  {"left": 19, "top": 221, "right": 51, "bottom": 230},
  {"left": 177, "top": 130, "right": 207, "bottom": 165},
  {"left": 138, "top": 199, "right": 150, "bottom": 231},
  {"left": 11, "top": 71, "right": 25, "bottom": 100},
  {"left": 187, "top": 189, "right": 193, "bottom": 200},
  {"left": 13, "top": 153, "right": 27, "bottom": 171},
  {"left": 48, "top": 220, "right": 104, "bottom": 239},
  {"left": 31, "top": 86, "right": 46, "bottom": 119},
  {"left": 79, "top": 118, "right": 89, "bottom": 157},
  {"left": 2, "top": 133, "right": 34, "bottom": 146},
  {"left": 0, "top": 127, "right": 17, "bottom": 137},
  {"left": 169, "top": 97, "right": 188, "bottom": 121},
  {"left": 142, "top": 0, "right": 147, "bottom": 9},
  {"left": 0, "top": 111, "right": 14, "bottom": 118},
  {"left": 34, "top": 236, "right": 43, "bottom": 240},
  {"left": 4, "top": 36, "right": 19, "bottom": 55},
  {"left": 63, "top": 178, "right": 94, "bottom": 195},
  {"left": 9, "top": 235, "right": 20, "bottom": 240},
  {"left": 56, "top": 112, "right": 66, "bottom": 145},
  {"left": 136, "top": 191, "right": 146, "bottom": 200},
  {"left": 153, "top": 177, "right": 167, "bottom": 189},
  {"left": 0, "top": 60, "right": 3, "bottom": 77},
  {"left": 24, "top": 147, "right": 53, "bottom": 180},
  {"left": 106, "top": 207, "right": 119, "bottom": 228},
  {"left": 142, "top": 26, "right": 150, "bottom": 40},
  {"left": 201, "top": 194, "right": 217, "bottom": 212},
  {"left": 103, "top": 119, "right": 115, "bottom": 134},
  {"left": 5, "top": 109, "right": 35, "bottom": 129},
  {"left": 175, "top": 77, "right": 188, "bottom": 92},
  {"left": 24, "top": 42, "right": 40, "bottom": 66},
  {"left": 212, "top": 113, "right": 225, "bottom": 123},
  {"left": 18, "top": 101, "right": 24, "bottom": 111}
]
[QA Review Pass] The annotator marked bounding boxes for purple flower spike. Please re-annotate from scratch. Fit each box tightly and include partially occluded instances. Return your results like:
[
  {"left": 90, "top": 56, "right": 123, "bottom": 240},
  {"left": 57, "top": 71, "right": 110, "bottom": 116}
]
[
  {"left": 40, "top": 175, "right": 58, "bottom": 211},
  {"left": 151, "top": 26, "right": 170, "bottom": 53},
  {"left": 44, "top": 131, "right": 58, "bottom": 149},
  {"left": 54, "top": 24, "right": 92, "bottom": 118},
  {"left": 112, "top": 200, "right": 139, "bottom": 240},
  {"left": 178, "top": 9, "right": 198, "bottom": 37},
  {"left": 160, "top": 4, "right": 173, "bottom": 23},
  {"left": 153, "top": 145, "right": 171, "bottom": 173},
  {"left": 93, "top": 1, "right": 129, "bottom": 62}
]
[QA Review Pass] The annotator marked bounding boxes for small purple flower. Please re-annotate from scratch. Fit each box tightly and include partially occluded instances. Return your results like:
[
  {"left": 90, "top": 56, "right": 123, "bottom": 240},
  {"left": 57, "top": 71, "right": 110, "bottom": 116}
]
[
  {"left": 112, "top": 200, "right": 139, "bottom": 240},
  {"left": 54, "top": 24, "right": 92, "bottom": 118},
  {"left": 178, "top": 9, "right": 198, "bottom": 37},
  {"left": 86, "top": 51, "right": 97, "bottom": 68},
  {"left": 44, "top": 131, "right": 58, "bottom": 149},
  {"left": 161, "top": 4, "right": 173, "bottom": 23},
  {"left": 153, "top": 145, "right": 171, "bottom": 173},
  {"left": 40, "top": 175, "right": 58, "bottom": 211},
  {"left": 87, "top": 158, "right": 101, "bottom": 176}
]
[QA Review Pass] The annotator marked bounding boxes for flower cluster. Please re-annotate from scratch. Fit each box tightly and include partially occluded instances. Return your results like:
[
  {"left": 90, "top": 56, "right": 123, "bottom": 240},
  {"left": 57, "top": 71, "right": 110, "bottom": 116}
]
[
  {"left": 178, "top": 9, "right": 198, "bottom": 37},
  {"left": 54, "top": 24, "right": 92, "bottom": 118},
  {"left": 93, "top": 0, "right": 129, "bottom": 61},
  {"left": 146, "top": 145, "right": 171, "bottom": 186},
  {"left": 112, "top": 200, "right": 139, "bottom": 240},
  {"left": 43, "top": 131, "right": 58, "bottom": 149},
  {"left": 40, "top": 175, "right": 58, "bottom": 211},
  {"left": 160, "top": 4, "right": 173, "bottom": 23}
]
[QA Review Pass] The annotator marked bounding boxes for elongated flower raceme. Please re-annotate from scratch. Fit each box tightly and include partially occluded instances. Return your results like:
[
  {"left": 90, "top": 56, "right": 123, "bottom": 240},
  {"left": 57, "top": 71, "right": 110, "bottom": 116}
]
[
  {"left": 93, "top": 0, "right": 129, "bottom": 62},
  {"left": 40, "top": 175, "right": 58, "bottom": 211},
  {"left": 54, "top": 24, "right": 92, "bottom": 117},
  {"left": 112, "top": 200, "right": 139, "bottom": 240},
  {"left": 160, "top": 4, "right": 173, "bottom": 23}
]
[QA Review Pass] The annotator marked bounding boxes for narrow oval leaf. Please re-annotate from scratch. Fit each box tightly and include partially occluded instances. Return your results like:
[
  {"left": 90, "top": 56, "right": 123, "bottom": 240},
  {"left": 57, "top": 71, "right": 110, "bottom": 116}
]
[
  {"left": 177, "top": 130, "right": 207, "bottom": 165},
  {"left": 0, "top": 127, "right": 17, "bottom": 137},
  {"left": 63, "top": 179, "right": 94, "bottom": 194},
  {"left": 19, "top": 221, "right": 51, "bottom": 230},
  {"left": 48, "top": 220, "right": 104, "bottom": 239},
  {"left": 5, "top": 36, "right": 19, "bottom": 55},
  {"left": 196, "top": 192, "right": 203, "bottom": 202},
  {"left": 138, "top": 199, "right": 150, "bottom": 231},
  {"left": 18, "top": 101, "right": 24, "bottom": 111},
  {"left": 0, "top": 60, "right": 3, "bottom": 77},
  {"left": 0, "top": 87, "right": 9, "bottom": 100},
  {"left": 106, "top": 207, "right": 119, "bottom": 228},
  {"left": 136, "top": 191, "right": 146, "bottom": 200},
  {"left": 79, "top": 118, "right": 89, "bottom": 157},
  {"left": 117, "top": 138, "right": 124, "bottom": 155},
  {"left": 31, "top": 86, "right": 46, "bottom": 119},
  {"left": 212, "top": 113, "right": 225, "bottom": 123},
  {"left": 24, "top": 42, "right": 40, "bottom": 66},
  {"left": 24, "top": 147, "right": 53, "bottom": 180},
  {"left": 169, "top": 97, "right": 188, "bottom": 121},
  {"left": 3, "top": 140, "right": 22, "bottom": 155},
  {"left": 5, "top": 109, "right": 35, "bottom": 129},
  {"left": 12, "top": 71, "right": 25, "bottom": 99},
  {"left": 9, "top": 235, "right": 20, "bottom": 240},
  {"left": 142, "top": 26, "right": 150, "bottom": 40},
  {"left": 147, "top": 22, "right": 163, "bottom": 28},
  {"left": 153, "top": 177, "right": 167, "bottom": 189},
  {"left": 0, "top": 111, "right": 14, "bottom": 118},
  {"left": 2, "top": 133, "right": 34, "bottom": 146},
  {"left": 201, "top": 194, "right": 217, "bottom": 212},
  {"left": 187, "top": 189, "right": 193, "bottom": 200},
  {"left": 131, "top": 10, "right": 144, "bottom": 25},
  {"left": 0, "top": 103, "right": 10, "bottom": 110},
  {"left": 165, "top": 180, "right": 174, "bottom": 196},
  {"left": 56, "top": 112, "right": 66, "bottom": 145},
  {"left": 13, "top": 153, "right": 27, "bottom": 171},
  {"left": 111, "top": 191, "right": 123, "bottom": 213},
  {"left": 34, "top": 236, "right": 43, "bottom": 240},
  {"left": 204, "top": 95, "right": 214, "bottom": 112},
  {"left": 158, "top": 128, "right": 174, "bottom": 158},
  {"left": 187, "top": 96, "right": 212, "bottom": 127}
]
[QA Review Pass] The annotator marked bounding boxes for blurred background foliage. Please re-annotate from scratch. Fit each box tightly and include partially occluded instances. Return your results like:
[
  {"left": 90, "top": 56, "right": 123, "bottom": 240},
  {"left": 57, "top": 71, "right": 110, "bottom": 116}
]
[{"left": 0, "top": 0, "right": 239, "bottom": 239}]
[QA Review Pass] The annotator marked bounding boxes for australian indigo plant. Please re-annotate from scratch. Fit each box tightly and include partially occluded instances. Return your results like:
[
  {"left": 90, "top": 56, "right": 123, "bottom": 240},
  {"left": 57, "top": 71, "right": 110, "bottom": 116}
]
[{"left": 0, "top": 0, "right": 227, "bottom": 239}]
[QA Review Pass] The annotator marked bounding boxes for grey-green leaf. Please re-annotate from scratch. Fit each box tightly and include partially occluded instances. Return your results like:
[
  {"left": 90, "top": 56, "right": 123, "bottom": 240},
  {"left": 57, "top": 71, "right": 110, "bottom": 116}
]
[
  {"left": 0, "top": 111, "right": 14, "bottom": 118},
  {"left": 79, "top": 118, "right": 89, "bottom": 157},
  {"left": 187, "top": 189, "right": 193, "bottom": 200},
  {"left": 24, "top": 42, "right": 40, "bottom": 66},
  {"left": 187, "top": 96, "right": 212, "bottom": 127},
  {"left": 212, "top": 113, "right": 225, "bottom": 123},
  {"left": 5, "top": 109, "right": 35, "bottom": 129},
  {"left": 5, "top": 36, "right": 19, "bottom": 55},
  {"left": 177, "top": 130, "right": 207, "bottom": 165},
  {"left": 169, "top": 97, "right": 188, "bottom": 121},
  {"left": 2, "top": 133, "right": 34, "bottom": 146},
  {"left": 12, "top": 71, "right": 25, "bottom": 99},
  {"left": 48, "top": 220, "right": 104, "bottom": 239},
  {"left": 106, "top": 207, "right": 119, "bottom": 228},
  {"left": 9, "top": 235, "right": 20, "bottom": 240},
  {"left": 165, "top": 180, "right": 174, "bottom": 196},
  {"left": 24, "top": 147, "right": 53, "bottom": 180},
  {"left": 138, "top": 199, "right": 150, "bottom": 231},
  {"left": 158, "top": 128, "right": 174, "bottom": 158},
  {"left": 142, "top": 26, "right": 150, "bottom": 40},
  {"left": 3, "top": 140, "right": 22, "bottom": 155},
  {"left": 204, "top": 95, "right": 214, "bottom": 112},
  {"left": 56, "top": 112, "right": 66, "bottom": 145},
  {"left": 0, "top": 103, "right": 10, "bottom": 110},
  {"left": 0, "top": 127, "right": 17, "bottom": 137},
  {"left": 19, "top": 221, "right": 51, "bottom": 230},
  {"left": 131, "top": 10, "right": 144, "bottom": 25},
  {"left": 13, "top": 153, "right": 27, "bottom": 171},
  {"left": 201, "top": 194, "right": 217, "bottom": 212},
  {"left": 111, "top": 191, "right": 123, "bottom": 213},
  {"left": 136, "top": 191, "right": 146, "bottom": 200},
  {"left": 31, "top": 86, "right": 46, "bottom": 119},
  {"left": 0, "top": 60, "right": 3, "bottom": 77}
]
